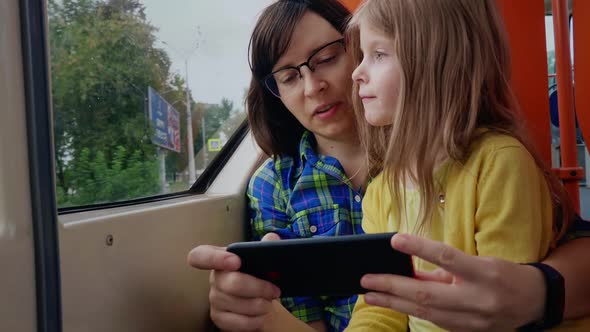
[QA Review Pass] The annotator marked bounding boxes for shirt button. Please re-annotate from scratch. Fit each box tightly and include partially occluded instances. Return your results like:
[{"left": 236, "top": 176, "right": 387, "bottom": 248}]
[
  {"left": 355, "top": 195, "right": 361, "bottom": 203},
  {"left": 309, "top": 225, "right": 318, "bottom": 233}
]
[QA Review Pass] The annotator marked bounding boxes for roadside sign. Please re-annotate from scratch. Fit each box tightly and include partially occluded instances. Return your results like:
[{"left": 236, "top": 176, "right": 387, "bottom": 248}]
[
  {"left": 208, "top": 138, "right": 222, "bottom": 152},
  {"left": 148, "top": 87, "right": 181, "bottom": 153}
]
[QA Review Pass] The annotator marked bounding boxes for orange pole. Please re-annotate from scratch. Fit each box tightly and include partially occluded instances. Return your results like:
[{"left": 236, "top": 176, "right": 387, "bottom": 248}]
[
  {"left": 552, "top": 0, "right": 581, "bottom": 212},
  {"left": 573, "top": 0, "right": 590, "bottom": 149},
  {"left": 340, "top": 0, "right": 362, "bottom": 11},
  {"left": 496, "top": 0, "right": 552, "bottom": 165}
]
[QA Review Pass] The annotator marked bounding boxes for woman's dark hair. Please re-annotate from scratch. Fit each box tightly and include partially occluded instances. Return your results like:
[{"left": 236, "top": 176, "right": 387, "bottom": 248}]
[{"left": 247, "top": 0, "right": 351, "bottom": 158}]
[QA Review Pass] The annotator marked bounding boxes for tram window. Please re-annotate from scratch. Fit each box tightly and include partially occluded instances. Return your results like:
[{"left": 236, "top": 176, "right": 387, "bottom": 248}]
[
  {"left": 544, "top": 14, "right": 574, "bottom": 88},
  {"left": 48, "top": 0, "right": 273, "bottom": 209}
]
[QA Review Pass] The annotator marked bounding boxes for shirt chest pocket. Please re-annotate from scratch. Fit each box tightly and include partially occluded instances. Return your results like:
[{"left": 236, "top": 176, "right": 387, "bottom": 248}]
[{"left": 291, "top": 204, "right": 352, "bottom": 237}]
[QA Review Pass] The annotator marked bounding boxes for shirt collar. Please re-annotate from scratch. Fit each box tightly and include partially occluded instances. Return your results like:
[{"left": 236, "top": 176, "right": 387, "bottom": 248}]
[
  {"left": 298, "top": 131, "right": 319, "bottom": 165},
  {"left": 296, "top": 131, "right": 354, "bottom": 188}
]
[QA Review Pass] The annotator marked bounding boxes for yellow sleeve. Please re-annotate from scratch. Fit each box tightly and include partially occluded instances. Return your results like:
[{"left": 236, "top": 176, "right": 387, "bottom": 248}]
[
  {"left": 474, "top": 145, "right": 553, "bottom": 262},
  {"left": 345, "top": 295, "right": 408, "bottom": 331},
  {"left": 346, "top": 177, "right": 408, "bottom": 331}
]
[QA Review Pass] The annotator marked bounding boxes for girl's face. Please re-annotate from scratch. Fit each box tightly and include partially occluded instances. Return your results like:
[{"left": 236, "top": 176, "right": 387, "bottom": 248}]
[
  {"left": 272, "top": 11, "right": 356, "bottom": 141},
  {"left": 352, "top": 23, "right": 402, "bottom": 127}
]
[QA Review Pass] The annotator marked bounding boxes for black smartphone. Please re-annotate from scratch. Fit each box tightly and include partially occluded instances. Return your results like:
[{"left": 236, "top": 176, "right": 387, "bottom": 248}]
[{"left": 226, "top": 233, "right": 414, "bottom": 297}]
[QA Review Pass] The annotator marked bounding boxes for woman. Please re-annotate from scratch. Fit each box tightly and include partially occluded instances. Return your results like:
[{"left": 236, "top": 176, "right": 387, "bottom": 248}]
[
  {"left": 188, "top": 0, "right": 590, "bottom": 331},
  {"left": 245, "top": 1, "right": 362, "bottom": 330}
]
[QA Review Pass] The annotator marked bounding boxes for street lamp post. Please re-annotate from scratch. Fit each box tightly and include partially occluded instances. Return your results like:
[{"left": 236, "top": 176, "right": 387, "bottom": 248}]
[
  {"left": 202, "top": 108, "right": 207, "bottom": 168},
  {"left": 185, "top": 60, "right": 196, "bottom": 184},
  {"left": 158, "top": 31, "right": 202, "bottom": 184}
]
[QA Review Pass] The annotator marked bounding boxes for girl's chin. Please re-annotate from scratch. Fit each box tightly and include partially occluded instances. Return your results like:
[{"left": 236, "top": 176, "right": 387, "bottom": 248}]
[{"left": 365, "top": 114, "right": 392, "bottom": 127}]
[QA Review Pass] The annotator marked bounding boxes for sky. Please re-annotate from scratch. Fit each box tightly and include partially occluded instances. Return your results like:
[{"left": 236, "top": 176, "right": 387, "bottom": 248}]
[
  {"left": 140, "top": 1, "right": 568, "bottom": 109},
  {"left": 142, "top": 0, "right": 274, "bottom": 110},
  {"left": 139, "top": 1, "right": 574, "bottom": 107}
]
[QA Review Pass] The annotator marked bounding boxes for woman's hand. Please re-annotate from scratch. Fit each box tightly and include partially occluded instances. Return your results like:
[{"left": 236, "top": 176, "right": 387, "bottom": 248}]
[
  {"left": 187, "top": 233, "right": 282, "bottom": 332},
  {"left": 360, "top": 233, "right": 545, "bottom": 332}
]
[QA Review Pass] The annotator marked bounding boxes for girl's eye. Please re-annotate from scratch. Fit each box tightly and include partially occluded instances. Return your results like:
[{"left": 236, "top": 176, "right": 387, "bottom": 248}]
[{"left": 374, "top": 52, "right": 385, "bottom": 60}]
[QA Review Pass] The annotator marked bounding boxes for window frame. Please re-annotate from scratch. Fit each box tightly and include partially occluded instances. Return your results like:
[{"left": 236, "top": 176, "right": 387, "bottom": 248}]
[
  {"left": 58, "top": 121, "right": 249, "bottom": 215},
  {"left": 20, "top": 0, "right": 63, "bottom": 330}
]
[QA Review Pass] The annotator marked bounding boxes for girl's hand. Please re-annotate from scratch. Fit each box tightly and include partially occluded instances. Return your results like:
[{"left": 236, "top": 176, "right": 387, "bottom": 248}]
[
  {"left": 360, "top": 234, "right": 545, "bottom": 332},
  {"left": 187, "top": 233, "right": 282, "bottom": 332}
]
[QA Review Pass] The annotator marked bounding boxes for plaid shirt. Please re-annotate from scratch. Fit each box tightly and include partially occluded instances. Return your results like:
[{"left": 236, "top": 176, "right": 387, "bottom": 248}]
[{"left": 247, "top": 131, "right": 364, "bottom": 332}]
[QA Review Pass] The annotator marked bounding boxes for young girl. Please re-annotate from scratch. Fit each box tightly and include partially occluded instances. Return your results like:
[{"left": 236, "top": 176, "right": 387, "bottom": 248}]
[{"left": 345, "top": 0, "right": 589, "bottom": 331}]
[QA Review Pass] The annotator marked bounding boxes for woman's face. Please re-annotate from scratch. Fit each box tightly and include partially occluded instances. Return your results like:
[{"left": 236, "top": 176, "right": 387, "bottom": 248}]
[{"left": 272, "top": 11, "right": 356, "bottom": 141}]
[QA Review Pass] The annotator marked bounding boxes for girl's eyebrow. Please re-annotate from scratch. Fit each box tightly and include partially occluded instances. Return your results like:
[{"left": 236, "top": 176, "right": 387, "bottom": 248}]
[
  {"left": 362, "top": 40, "right": 392, "bottom": 53},
  {"left": 361, "top": 33, "right": 393, "bottom": 50},
  {"left": 372, "top": 37, "right": 393, "bottom": 49}
]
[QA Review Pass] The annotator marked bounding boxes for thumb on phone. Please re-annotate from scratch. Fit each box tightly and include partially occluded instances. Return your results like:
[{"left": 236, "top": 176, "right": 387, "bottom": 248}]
[{"left": 261, "top": 232, "right": 281, "bottom": 242}]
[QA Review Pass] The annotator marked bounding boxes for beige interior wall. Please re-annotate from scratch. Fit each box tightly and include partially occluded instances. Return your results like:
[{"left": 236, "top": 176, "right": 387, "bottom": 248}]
[
  {"left": 59, "top": 132, "right": 263, "bottom": 332},
  {"left": 0, "top": 0, "right": 38, "bottom": 330}
]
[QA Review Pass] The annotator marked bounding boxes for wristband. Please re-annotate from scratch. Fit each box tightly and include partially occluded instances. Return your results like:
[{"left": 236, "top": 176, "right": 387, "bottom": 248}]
[{"left": 518, "top": 262, "right": 565, "bottom": 331}]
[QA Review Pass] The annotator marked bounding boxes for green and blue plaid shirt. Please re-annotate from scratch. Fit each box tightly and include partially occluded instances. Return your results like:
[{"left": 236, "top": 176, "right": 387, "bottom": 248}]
[{"left": 247, "top": 131, "right": 364, "bottom": 332}]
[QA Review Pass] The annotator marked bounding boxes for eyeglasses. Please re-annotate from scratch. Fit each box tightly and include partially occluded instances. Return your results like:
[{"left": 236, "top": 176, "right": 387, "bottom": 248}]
[{"left": 263, "top": 38, "right": 346, "bottom": 98}]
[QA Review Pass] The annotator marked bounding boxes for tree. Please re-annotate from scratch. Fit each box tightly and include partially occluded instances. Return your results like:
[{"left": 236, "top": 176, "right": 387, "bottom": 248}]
[
  {"left": 194, "top": 98, "right": 235, "bottom": 156},
  {"left": 49, "top": 0, "right": 242, "bottom": 204},
  {"left": 49, "top": 0, "right": 181, "bottom": 205}
]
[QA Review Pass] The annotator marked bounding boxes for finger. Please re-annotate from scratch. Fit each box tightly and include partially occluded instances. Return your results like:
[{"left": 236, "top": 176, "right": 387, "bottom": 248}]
[
  {"left": 363, "top": 292, "right": 492, "bottom": 332},
  {"left": 210, "top": 309, "right": 266, "bottom": 332},
  {"left": 415, "top": 268, "right": 454, "bottom": 283},
  {"left": 363, "top": 292, "right": 452, "bottom": 327},
  {"left": 361, "top": 273, "right": 473, "bottom": 311},
  {"left": 214, "top": 270, "right": 281, "bottom": 300},
  {"left": 391, "top": 234, "right": 484, "bottom": 281},
  {"left": 187, "top": 245, "right": 241, "bottom": 271},
  {"left": 210, "top": 287, "right": 273, "bottom": 317},
  {"left": 261, "top": 232, "right": 281, "bottom": 242}
]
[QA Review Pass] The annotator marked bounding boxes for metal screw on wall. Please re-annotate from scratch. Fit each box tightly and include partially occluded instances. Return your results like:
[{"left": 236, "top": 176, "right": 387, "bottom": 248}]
[{"left": 106, "top": 234, "right": 114, "bottom": 246}]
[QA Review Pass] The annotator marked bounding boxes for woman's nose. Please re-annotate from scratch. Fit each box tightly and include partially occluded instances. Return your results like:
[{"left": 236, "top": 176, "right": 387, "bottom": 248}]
[{"left": 301, "top": 67, "right": 327, "bottom": 97}]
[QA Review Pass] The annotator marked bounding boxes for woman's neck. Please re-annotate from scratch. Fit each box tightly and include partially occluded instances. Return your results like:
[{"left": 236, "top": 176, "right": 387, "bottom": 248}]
[
  {"left": 315, "top": 131, "right": 361, "bottom": 160},
  {"left": 315, "top": 132, "right": 367, "bottom": 190}
]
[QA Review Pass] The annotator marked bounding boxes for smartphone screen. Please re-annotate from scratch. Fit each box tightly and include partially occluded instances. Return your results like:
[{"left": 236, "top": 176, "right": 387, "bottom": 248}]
[{"left": 227, "top": 233, "right": 414, "bottom": 297}]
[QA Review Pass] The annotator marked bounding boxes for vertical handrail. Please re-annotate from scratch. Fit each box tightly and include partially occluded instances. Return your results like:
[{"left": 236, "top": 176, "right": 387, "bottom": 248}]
[
  {"left": 552, "top": 0, "right": 581, "bottom": 212},
  {"left": 497, "top": 0, "right": 553, "bottom": 165},
  {"left": 573, "top": 0, "right": 590, "bottom": 158},
  {"left": 340, "top": 0, "right": 361, "bottom": 11}
]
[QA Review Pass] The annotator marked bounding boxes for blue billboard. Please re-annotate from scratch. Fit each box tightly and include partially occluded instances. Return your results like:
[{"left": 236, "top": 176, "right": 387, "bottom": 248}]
[{"left": 148, "top": 87, "right": 181, "bottom": 153}]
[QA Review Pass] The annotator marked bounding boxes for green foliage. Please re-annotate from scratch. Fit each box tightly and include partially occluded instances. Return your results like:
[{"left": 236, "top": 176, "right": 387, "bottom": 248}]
[
  {"left": 49, "top": 0, "right": 241, "bottom": 207},
  {"left": 49, "top": 0, "right": 172, "bottom": 206},
  {"left": 57, "top": 146, "right": 159, "bottom": 207},
  {"left": 195, "top": 98, "right": 236, "bottom": 154}
]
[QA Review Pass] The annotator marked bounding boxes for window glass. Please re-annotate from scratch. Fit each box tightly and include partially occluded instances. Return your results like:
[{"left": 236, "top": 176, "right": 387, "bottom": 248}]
[
  {"left": 545, "top": 16, "right": 556, "bottom": 87},
  {"left": 48, "top": 0, "right": 273, "bottom": 208},
  {"left": 544, "top": 15, "right": 574, "bottom": 88},
  {"left": 545, "top": 16, "right": 590, "bottom": 213}
]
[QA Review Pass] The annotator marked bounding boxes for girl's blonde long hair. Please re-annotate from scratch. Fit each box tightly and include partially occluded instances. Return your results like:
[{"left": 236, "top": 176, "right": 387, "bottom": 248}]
[{"left": 347, "top": 0, "right": 573, "bottom": 244}]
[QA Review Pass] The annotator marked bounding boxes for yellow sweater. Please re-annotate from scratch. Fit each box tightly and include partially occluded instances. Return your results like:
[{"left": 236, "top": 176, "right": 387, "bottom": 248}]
[{"left": 345, "top": 132, "right": 589, "bottom": 331}]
